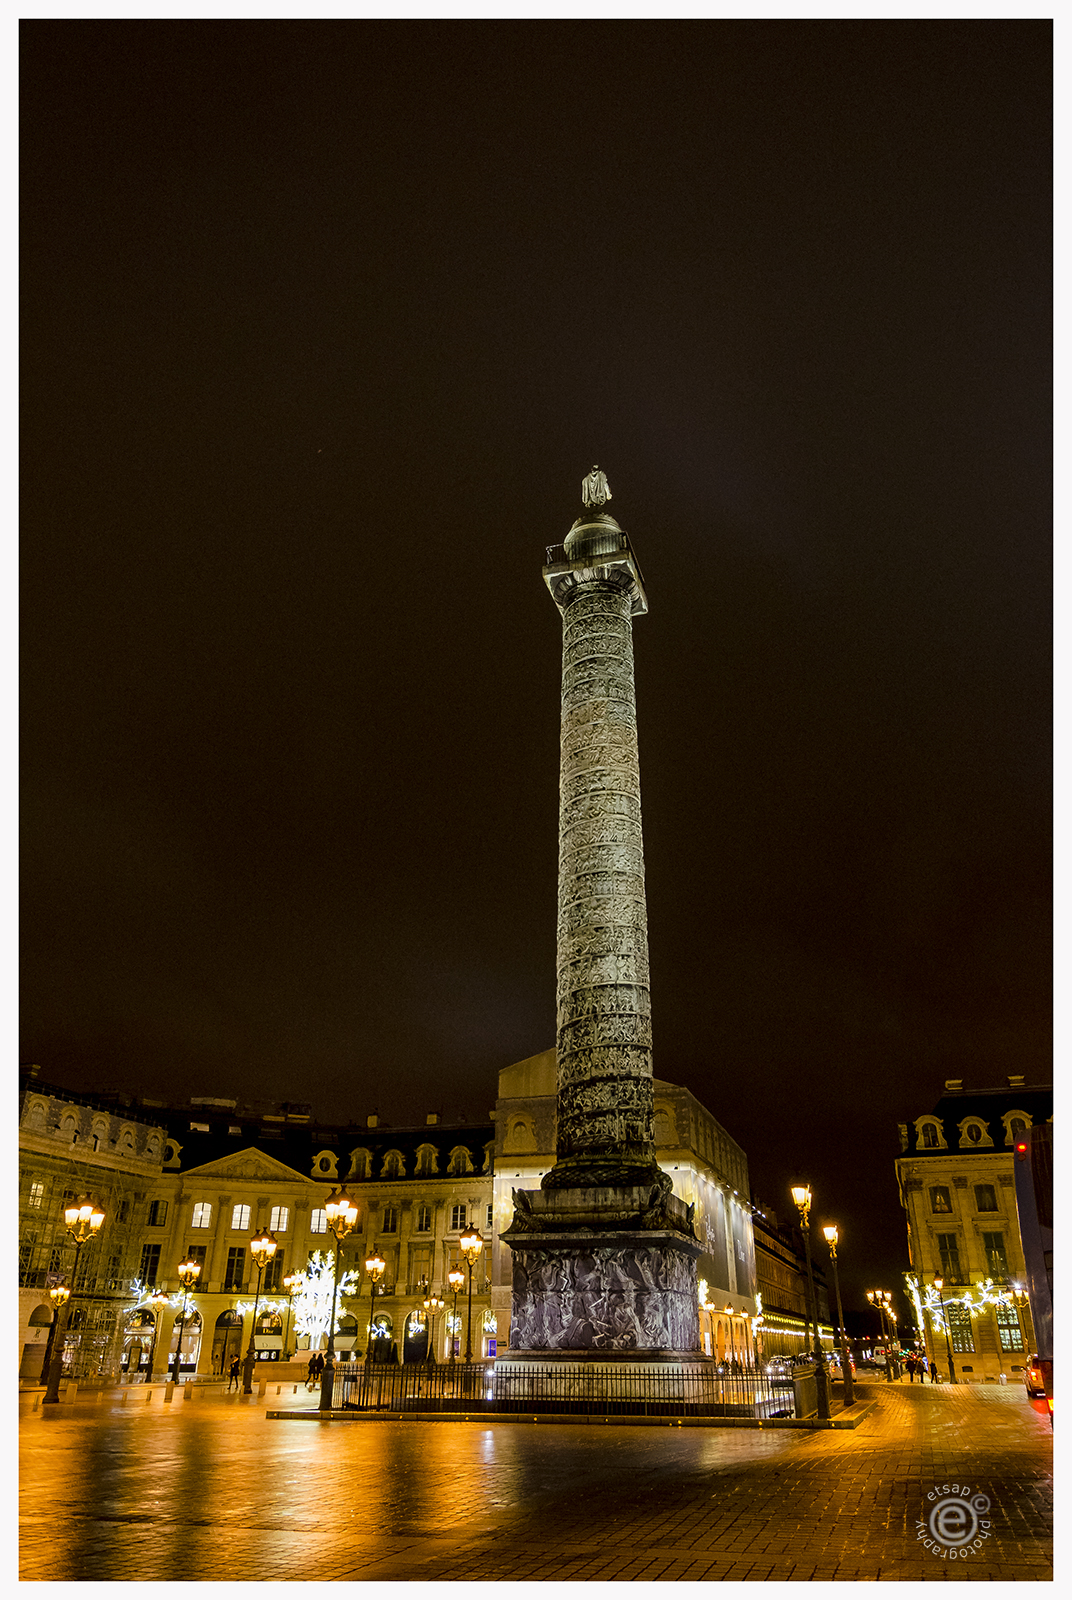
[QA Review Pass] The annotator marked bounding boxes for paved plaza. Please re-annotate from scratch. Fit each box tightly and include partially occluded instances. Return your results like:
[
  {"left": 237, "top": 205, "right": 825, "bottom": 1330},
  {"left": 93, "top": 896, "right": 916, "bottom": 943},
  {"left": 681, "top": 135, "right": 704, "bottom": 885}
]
[{"left": 19, "top": 1378, "right": 1052, "bottom": 1581}]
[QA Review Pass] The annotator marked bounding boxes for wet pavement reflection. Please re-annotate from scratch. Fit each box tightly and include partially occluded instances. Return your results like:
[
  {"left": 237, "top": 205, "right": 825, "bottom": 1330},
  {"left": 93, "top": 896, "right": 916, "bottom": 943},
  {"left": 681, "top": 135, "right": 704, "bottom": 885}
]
[{"left": 20, "top": 1382, "right": 1052, "bottom": 1581}]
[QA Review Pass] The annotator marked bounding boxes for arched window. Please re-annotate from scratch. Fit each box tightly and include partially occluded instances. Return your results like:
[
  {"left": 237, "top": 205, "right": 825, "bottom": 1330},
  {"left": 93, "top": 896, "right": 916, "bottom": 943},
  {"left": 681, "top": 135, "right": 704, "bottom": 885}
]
[
  {"left": 348, "top": 1148, "right": 372, "bottom": 1180},
  {"left": 921, "top": 1124, "right": 939, "bottom": 1148},
  {"left": 381, "top": 1150, "right": 405, "bottom": 1179},
  {"left": 415, "top": 1144, "right": 438, "bottom": 1176},
  {"left": 448, "top": 1146, "right": 473, "bottom": 1176}
]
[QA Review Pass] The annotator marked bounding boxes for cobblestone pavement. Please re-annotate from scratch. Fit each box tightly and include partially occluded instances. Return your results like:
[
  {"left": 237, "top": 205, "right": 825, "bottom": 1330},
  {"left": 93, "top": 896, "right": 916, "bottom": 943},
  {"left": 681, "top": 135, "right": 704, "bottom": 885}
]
[{"left": 19, "top": 1379, "right": 1052, "bottom": 1581}]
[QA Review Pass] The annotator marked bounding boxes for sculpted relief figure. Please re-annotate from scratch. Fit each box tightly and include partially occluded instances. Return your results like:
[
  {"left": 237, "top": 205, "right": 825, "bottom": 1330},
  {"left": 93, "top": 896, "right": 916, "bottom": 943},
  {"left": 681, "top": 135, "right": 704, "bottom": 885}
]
[{"left": 581, "top": 465, "right": 612, "bottom": 508}]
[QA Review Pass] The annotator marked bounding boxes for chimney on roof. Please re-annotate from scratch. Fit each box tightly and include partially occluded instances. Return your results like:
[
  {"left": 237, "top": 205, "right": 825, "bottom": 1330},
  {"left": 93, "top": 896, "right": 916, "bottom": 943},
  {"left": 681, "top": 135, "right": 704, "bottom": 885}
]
[
  {"left": 426, "top": 1113, "right": 438, "bottom": 1125},
  {"left": 944, "top": 1079, "right": 963, "bottom": 1093},
  {"left": 367, "top": 1114, "right": 378, "bottom": 1129},
  {"left": 1008, "top": 1074, "right": 1026, "bottom": 1088}
]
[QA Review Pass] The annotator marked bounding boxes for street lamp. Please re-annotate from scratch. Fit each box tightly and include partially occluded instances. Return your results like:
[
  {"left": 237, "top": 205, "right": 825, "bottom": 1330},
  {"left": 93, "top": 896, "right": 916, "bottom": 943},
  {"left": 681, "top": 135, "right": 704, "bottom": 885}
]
[
  {"left": 821, "top": 1225, "right": 854, "bottom": 1406},
  {"left": 790, "top": 1185, "right": 830, "bottom": 1420},
  {"left": 39, "top": 1283, "right": 71, "bottom": 1393},
  {"left": 447, "top": 1268, "right": 465, "bottom": 1367},
  {"left": 43, "top": 1195, "right": 106, "bottom": 1404},
  {"left": 282, "top": 1270, "right": 301, "bottom": 1360},
  {"left": 866, "top": 1291, "right": 894, "bottom": 1382},
  {"left": 933, "top": 1275, "right": 957, "bottom": 1385},
  {"left": 318, "top": 1186, "right": 358, "bottom": 1412},
  {"left": 362, "top": 1250, "right": 386, "bottom": 1362},
  {"left": 1010, "top": 1281, "right": 1031, "bottom": 1355},
  {"left": 144, "top": 1288, "right": 170, "bottom": 1381},
  {"left": 422, "top": 1286, "right": 444, "bottom": 1365},
  {"left": 171, "top": 1256, "right": 203, "bottom": 1384},
  {"left": 242, "top": 1228, "right": 278, "bottom": 1395},
  {"left": 458, "top": 1225, "right": 484, "bottom": 1363}
]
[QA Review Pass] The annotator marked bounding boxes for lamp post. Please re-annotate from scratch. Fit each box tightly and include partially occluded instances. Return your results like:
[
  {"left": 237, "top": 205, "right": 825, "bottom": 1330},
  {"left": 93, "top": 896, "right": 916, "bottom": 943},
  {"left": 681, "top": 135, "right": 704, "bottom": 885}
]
[
  {"left": 144, "top": 1288, "right": 171, "bottom": 1381},
  {"left": 40, "top": 1283, "right": 71, "bottom": 1393},
  {"left": 790, "top": 1185, "right": 830, "bottom": 1420},
  {"left": 318, "top": 1187, "right": 357, "bottom": 1413},
  {"left": 933, "top": 1276, "right": 957, "bottom": 1385},
  {"left": 880, "top": 1292, "right": 900, "bottom": 1378},
  {"left": 422, "top": 1287, "right": 444, "bottom": 1366},
  {"left": 171, "top": 1256, "right": 203, "bottom": 1384},
  {"left": 458, "top": 1225, "right": 484, "bottom": 1363},
  {"left": 447, "top": 1268, "right": 465, "bottom": 1367},
  {"left": 866, "top": 1291, "right": 894, "bottom": 1382},
  {"left": 241, "top": 1228, "right": 278, "bottom": 1395},
  {"left": 821, "top": 1225, "right": 854, "bottom": 1406},
  {"left": 1010, "top": 1281, "right": 1031, "bottom": 1355},
  {"left": 43, "top": 1195, "right": 106, "bottom": 1404},
  {"left": 362, "top": 1250, "right": 386, "bottom": 1362},
  {"left": 282, "top": 1271, "right": 300, "bottom": 1361}
]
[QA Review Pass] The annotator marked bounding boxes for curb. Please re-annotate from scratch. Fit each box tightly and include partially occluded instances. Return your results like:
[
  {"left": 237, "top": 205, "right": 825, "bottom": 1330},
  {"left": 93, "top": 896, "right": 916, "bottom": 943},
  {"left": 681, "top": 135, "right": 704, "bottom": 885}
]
[{"left": 265, "top": 1401, "right": 879, "bottom": 1430}]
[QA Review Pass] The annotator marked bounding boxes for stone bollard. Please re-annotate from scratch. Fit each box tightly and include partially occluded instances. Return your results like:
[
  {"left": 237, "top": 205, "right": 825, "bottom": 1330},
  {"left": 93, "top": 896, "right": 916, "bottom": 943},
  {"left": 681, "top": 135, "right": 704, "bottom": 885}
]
[
  {"left": 67, "top": 1383, "right": 78, "bottom": 1402},
  {"left": 183, "top": 1385, "right": 193, "bottom": 1400},
  {"left": 122, "top": 1389, "right": 128, "bottom": 1405},
  {"left": 164, "top": 1382, "right": 175, "bottom": 1404},
  {"left": 146, "top": 1389, "right": 152, "bottom": 1403},
  {"left": 32, "top": 1396, "right": 40, "bottom": 1411},
  {"left": 258, "top": 1379, "right": 267, "bottom": 1399}
]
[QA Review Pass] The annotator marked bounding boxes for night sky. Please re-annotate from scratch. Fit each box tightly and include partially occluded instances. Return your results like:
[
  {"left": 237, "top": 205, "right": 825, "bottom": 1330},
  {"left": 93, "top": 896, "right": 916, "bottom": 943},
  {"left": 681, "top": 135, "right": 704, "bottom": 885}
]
[{"left": 21, "top": 20, "right": 1051, "bottom": 1315}]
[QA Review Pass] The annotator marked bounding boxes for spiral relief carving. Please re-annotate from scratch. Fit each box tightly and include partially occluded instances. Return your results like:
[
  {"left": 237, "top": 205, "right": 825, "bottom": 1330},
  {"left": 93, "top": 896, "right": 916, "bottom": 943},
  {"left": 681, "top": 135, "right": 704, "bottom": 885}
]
[{"left": 540, "top": 570, "right": 660, "bottom": 1189}]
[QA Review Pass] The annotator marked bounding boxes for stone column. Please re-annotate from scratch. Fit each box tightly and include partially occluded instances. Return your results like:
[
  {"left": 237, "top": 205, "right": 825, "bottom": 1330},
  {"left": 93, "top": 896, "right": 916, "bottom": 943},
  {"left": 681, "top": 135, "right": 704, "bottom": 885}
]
[
  {"left": 501, "top": 488, "right": 702, "bottom": 1367},
  {"left": 543, "top": 508, "right": 662, "bottom": 1191}
]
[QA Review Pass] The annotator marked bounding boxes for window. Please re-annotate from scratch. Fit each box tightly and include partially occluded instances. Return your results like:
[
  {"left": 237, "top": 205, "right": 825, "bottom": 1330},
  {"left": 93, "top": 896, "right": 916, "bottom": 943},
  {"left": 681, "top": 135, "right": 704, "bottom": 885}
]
[
  {"left": 929, "top": 1186, "right": 952, "bottom": 1214},
  {"left": 947, "top": 1303, "right": 975, "bottom": 1353},
  {"left": 264, "top": 1252, "right": 285, "bottom": 1292},
  {"left": 982, "top": 1232, "right": 1008, "bottom": 1278},
  {"left": 937, "top": 1234, "right": 963, "bottom": 1282},
  {"left": 224, "top": 1247, "right": 245, "bottom": 1290},
  {"left": 1010, "top": 1118, "right": 1027, "bottom": 1140},
  {"left": 310, "top": 1209, "right": 327, "bottom": 1234},
  {"left": 974, "top": 1185, "right": 998, "bottom": 1213},
  {"left": 995, "top": 1301, "right": 1023, "bottom": 1352},
  {"left": 139, "top": 1243, "right": 161, "bottom": 1287},
  {"left": 921, "top": 1124, "right": 939, "bottom": 1148},
  {"left": 450, "top": 1203, "right": 467, "bottom": 1231},
  {"left": 231, "top": 1204, "right": 251, "bottom": 1231},
  {"left": 486, "top": 1204, "right": 494, "bottom": 1231},
  {"left": 381, "top": 1206, "right": 398, "bottom": 1234},
  {"left": 448, "top": 1147, "right": 473, "bottom": 1176},
  {"left": 28, "top": 1181, "right": 44, "bottom": 1209},
  {"left": 117, "top": 1199, "right": 130, "bottom": 1223},
  {"left": 148, "top": 1199, "right": 168, "bottom": 1227},
  {"left": 191, "top": 1202, "right": 212, "bottom": 1229},
  {"left": 185, "top": 1244, "right": 208, "bottom": 1269},
  {"left": 269, "top": 1206, "right": 289, "bottom": 1233},
  {"left": 415, "top": 1145, "right": 438, "bottom": 1176},
  {"left": 382, "top": 1151, "right": 404, "bottom": 1179},
  {"left": 416, "top": 1205, "right": 432, "bottom": 1233}
]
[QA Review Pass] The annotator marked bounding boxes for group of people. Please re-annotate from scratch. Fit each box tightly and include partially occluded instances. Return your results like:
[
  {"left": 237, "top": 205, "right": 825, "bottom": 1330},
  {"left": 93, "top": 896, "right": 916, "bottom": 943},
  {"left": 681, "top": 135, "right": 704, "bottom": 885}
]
[
  {"left": 305, "top": 1351, "right": 325, "bottom": 1389},
  {"left": 905, "top": 1351, "right": 940, "bottom": 1382}
]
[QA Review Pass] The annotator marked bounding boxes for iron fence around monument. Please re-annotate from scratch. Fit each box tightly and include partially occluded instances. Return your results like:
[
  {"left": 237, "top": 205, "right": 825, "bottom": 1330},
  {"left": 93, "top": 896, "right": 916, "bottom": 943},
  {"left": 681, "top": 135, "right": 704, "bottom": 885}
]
[{"left": 331, "top": 1361, "right": 794, "bottom": 1419}]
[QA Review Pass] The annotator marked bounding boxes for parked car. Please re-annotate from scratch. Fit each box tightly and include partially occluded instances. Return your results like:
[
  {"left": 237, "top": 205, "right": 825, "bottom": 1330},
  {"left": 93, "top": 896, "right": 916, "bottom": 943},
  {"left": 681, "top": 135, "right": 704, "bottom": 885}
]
[{"left": 1024, "top": 1353, "right": 1046, "bottom": 1398}]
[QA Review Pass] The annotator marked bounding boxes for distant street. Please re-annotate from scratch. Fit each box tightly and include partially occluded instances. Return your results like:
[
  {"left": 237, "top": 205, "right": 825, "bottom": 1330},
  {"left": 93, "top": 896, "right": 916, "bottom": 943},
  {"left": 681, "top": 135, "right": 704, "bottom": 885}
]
[{"left": 20, "top": 1379, "right": 1052, "bottom": 1581}]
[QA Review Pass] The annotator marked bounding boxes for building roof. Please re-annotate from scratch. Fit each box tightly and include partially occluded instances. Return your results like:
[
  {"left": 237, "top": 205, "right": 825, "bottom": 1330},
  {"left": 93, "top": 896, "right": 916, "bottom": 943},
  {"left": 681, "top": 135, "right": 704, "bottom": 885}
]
[{"left": 898, "top": 1080, "right": 1052, "bottom": 1157}]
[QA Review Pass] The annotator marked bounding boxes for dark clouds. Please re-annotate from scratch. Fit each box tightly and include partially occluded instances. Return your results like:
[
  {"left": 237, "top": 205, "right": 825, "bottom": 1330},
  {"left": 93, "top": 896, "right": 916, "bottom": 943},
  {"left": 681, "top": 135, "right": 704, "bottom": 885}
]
[{"left": 21, "top": 20, "right": 1050, "bottom": 1310}]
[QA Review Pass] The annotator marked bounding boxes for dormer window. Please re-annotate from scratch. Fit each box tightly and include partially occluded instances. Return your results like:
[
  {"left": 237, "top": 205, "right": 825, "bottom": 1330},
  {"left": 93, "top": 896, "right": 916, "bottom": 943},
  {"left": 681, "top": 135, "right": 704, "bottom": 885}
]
[
  {"left": 914, "top": 1116, "right": 946, "bottom": 1151},
  {"left": 957, "top": 1118, "right": 993, "bottom": 1149},
  {"left": 1001, "top": 1110, "right": 1031, "bottom": 1146},
  {"left": 381, "top": 1150, "right": 405, "bottom": 1180}
]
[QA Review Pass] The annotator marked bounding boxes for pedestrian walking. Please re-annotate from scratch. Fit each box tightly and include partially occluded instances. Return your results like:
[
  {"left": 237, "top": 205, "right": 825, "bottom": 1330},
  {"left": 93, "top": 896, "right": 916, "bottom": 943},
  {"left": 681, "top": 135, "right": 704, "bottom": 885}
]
[
  {"left": 929, "top": 1358, "right": 939, "bottom": 1383},
  {"left": 907, "top": 1354, "right": 917, "bottom": 1382},
  {"left": 227, "top": 1356, "right": 240, "bottom": 1392}
]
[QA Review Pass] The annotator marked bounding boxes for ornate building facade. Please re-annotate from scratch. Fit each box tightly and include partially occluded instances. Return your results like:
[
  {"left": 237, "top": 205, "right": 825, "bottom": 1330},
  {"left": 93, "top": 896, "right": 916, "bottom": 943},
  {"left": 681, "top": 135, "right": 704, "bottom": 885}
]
[{"left": 895, "top": 1076, "right": 1051, "bottom": 1383}]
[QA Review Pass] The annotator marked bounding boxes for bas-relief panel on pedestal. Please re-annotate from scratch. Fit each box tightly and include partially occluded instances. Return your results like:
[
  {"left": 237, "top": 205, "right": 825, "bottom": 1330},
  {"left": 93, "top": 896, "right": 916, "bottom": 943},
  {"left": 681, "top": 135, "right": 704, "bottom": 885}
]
[{"left": 509, "top": 1244, "right": 699, "bottom": 1353}]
